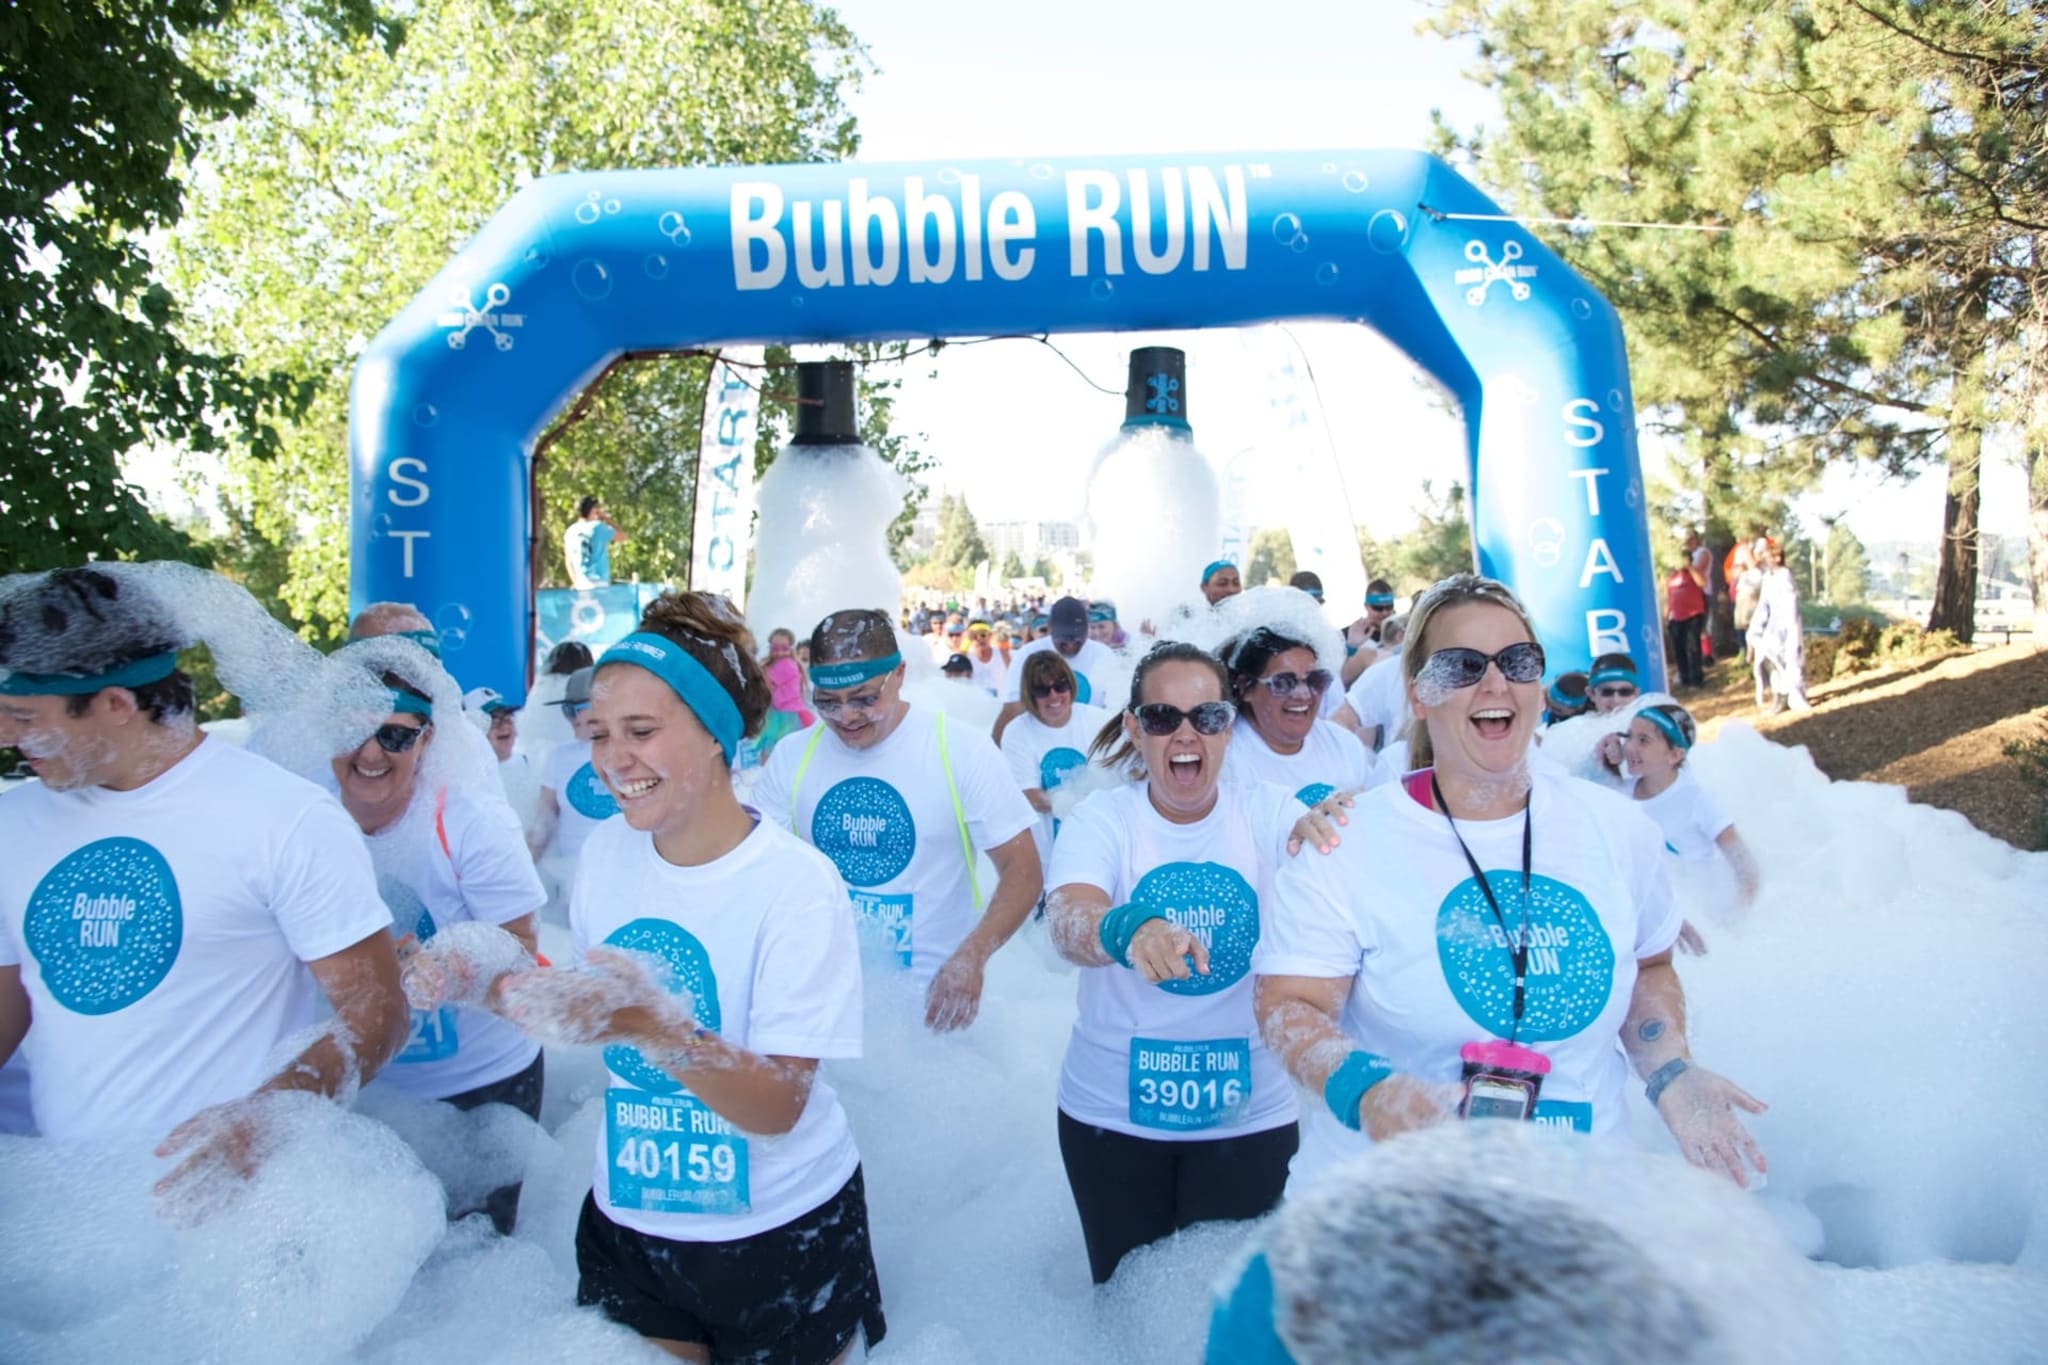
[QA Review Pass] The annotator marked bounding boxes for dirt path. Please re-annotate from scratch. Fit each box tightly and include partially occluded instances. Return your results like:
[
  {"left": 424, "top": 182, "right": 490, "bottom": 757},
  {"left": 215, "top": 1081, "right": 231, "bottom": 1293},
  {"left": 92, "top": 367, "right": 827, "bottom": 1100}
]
[{"left": 1681, "top": 641, "right": 2048, "bottom": 849}]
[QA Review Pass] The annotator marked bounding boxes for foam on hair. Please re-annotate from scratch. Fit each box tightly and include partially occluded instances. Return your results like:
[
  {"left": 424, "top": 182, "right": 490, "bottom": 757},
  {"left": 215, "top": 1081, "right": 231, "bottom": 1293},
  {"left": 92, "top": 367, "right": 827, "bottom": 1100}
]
[{"left": 630, "top": 590, "right": 771, "bottom": 738}]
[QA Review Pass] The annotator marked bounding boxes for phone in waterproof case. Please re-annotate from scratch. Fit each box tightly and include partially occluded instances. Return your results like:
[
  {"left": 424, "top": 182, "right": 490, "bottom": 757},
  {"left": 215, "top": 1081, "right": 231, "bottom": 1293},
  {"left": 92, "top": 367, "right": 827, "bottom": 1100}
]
[{"left": 1458, "top": 1040, "right": 1552, "bottom": 1122}]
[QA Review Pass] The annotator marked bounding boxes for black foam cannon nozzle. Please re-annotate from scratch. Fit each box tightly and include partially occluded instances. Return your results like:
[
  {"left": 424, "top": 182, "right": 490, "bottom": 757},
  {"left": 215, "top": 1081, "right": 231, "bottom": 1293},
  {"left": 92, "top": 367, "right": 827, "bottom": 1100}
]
[
  {"left": 1122, "top": 346, "right": 1191, "bottom": 431},
  {"left": 791, "top": 359, "right": 862, "bottom": 445}
]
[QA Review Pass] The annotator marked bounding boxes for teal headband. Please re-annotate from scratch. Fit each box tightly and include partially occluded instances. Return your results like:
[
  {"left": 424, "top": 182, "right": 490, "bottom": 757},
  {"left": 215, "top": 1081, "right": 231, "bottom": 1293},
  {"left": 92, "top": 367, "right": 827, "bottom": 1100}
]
[
  {"left": 1201, "top": 560, "right": 1236, "bottom": 585},
  {"left": 808, "top": 651, "right": 902, "bottom": 691},
  {"left": 395, "top": 628, "right": 442, "bottom": 658},
  {"left": 1088, "top": 606, "right": 1114, "bottom": 623},
  {"left": 389, "top": 689, "right": 434, "bottom": 718},
  {"left": 1640, "top": 707, "right": 1693, "bottom": 750},
  {"left": 1546, "top": 681, "right": 1577, "bottom": 710},
  {"left": 1365, "top": 592, "right": 1396, "bottom": 608},
  {"left": 1588, "top": 666, "right": 1637, "bottom": 688},
  {"left": 0, "top": 650, "right": 179, "bottom": 697},
  {"left": 599, "top": 632, "right": 746, "bottom": 763}
]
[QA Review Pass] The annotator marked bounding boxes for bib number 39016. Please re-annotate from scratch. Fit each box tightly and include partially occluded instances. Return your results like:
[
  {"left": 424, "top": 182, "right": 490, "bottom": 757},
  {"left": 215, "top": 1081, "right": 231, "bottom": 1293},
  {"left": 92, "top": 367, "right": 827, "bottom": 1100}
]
[
  {"left": 1129, "top": 1036, "right": 1252, "bottom": 1132},
  {"left": 606, "top": 1088, "right": 751, "bottom": 1215},
  {"left": 395, "top": 1007, "right": 458, "bottom": 1063}
]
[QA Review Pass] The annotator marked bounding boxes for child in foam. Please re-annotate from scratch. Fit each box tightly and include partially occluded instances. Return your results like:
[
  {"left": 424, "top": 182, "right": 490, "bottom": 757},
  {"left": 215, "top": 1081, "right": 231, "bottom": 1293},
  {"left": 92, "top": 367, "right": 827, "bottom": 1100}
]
[
  {"left": 0, "top": 565, "right": 408, "bottom": 1211},
  {"left": 1045, "top": 642, "right": 1343, "bottom": 1284},
  {"left": 325, "top": 644, "right": 547, "bottom": 1236},
  {"left": 999, "top": 648, "right": 1114, "bottom": 882},
  {"left": 1621, "top": 703, "right": 1761, "bottom": 907},
  {"left": 1222, "top": 626, "right": 1375, "bottom": 811},
  {"left": 430, "top": 592, "right": 886, "bottom": 1363},
  {"left": 1255, "top": 574, "right": 1768, "bottom": 1192},
  {"left": 754, "top": 609, "right": 1044, "bottom": 1033}
]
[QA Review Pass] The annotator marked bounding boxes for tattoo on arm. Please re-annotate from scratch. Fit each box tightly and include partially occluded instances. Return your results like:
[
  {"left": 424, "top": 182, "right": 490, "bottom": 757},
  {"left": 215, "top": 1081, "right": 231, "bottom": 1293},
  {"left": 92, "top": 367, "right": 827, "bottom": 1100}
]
[{"left": 1637, "top": 1019, "right": 1666, "bottom": 1043}]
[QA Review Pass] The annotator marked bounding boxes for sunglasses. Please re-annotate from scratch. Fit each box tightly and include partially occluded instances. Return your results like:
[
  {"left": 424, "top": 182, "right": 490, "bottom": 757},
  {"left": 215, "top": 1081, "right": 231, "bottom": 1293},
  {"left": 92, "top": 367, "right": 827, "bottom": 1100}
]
[
  {"left": 1417, "top": 642, "right": 1547, "bottom": 690},
  {"left": 1030, "top": 679, "right": 1073, "bottom": 699},
  {"left": 372, "top": 721, "right": 430, "bottom": 754},
  {"left": 815, "top": 691, "right": 886, "bottom": 717},
  {"left": 1253, "top": 669, "right": 1333, "bottom": 699},
  {"left": 1593, "top": 684, "right": 1639, "bottom": 700},
  {"left": 1132, "top": 700, "right": 1237, "bottom": 737}
]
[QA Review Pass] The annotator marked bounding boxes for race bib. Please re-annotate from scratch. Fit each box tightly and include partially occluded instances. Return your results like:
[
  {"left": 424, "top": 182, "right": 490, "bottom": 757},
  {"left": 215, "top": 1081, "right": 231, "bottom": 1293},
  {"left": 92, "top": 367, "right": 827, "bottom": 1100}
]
[
  {"left": 849, "top": 889, "right": 913, "bottom": 968},
  {"left": 606, "top": 1088, "right": 751, "bottom": 1215},
  {"left": 1533, "top": 1099, "right": 1593, "bottom": 1134},
  {"left": 1129, "top": 1036, "right": 1252, "bottom": 1132},
  {"left": 396, "top": 1006, "right": 458, "bottom": 1063}
]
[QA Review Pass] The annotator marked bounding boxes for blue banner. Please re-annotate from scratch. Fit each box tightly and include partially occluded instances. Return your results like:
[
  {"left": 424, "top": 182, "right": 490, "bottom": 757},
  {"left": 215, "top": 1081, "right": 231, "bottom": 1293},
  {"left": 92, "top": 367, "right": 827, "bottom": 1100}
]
[
  {"left": 535, "top": 583, "right": 667, "bottom": 680},
  {"left": 350, "top": 151, "right": 1664, "bottom": 701}
]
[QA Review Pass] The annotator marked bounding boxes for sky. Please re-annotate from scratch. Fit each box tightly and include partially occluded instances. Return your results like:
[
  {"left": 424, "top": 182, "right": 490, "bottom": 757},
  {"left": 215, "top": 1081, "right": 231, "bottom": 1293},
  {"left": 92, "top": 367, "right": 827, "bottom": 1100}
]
[{"left": 824, "top": 0, "right": 2027, "bottom": 550}]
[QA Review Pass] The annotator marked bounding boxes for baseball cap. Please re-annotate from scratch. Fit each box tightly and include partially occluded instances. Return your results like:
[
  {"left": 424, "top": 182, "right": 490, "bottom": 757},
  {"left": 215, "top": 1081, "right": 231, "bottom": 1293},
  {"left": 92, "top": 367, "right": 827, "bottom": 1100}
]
[
  {"left": 1049, "top": 597, "right": 1088, "bottom": 641},
  {"left": 942, "top": 652, "right": 974, "bottom": 675},
  {"left": 462, "top": 686, "right": 516, "bottom": 717},
  {"left": 560, "top": 665, "right": 596, "bottom": 709}
]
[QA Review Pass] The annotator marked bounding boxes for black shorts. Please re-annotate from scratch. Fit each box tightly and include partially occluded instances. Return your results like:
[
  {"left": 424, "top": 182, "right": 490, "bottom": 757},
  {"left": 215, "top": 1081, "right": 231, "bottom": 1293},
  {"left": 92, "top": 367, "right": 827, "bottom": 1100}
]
[{"left": 575, "top": 1166, "right": 886, "bottom": 1363}]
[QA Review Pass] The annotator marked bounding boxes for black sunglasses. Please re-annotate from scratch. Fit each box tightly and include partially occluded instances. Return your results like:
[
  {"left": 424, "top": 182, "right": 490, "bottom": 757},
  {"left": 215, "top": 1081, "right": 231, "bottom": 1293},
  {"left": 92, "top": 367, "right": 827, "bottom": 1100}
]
[
  {"left": 1253, "top": 669, "right": 1333, "bottom": 699},
  {"left": 1593, "top": 684, "right": 1639, "bottom": 700},
  {"left": 1132, "top": 700, "right": 1237, "bottom": 737},
  {"left": 372, "top": 721, "right": 431, "bottom": 754},
  {"left": 1030, "top": 679, "right": 1073, "bottom": 699},
  {"left": 1417, "top": 642, "right": 1547, "bottom": 690}
]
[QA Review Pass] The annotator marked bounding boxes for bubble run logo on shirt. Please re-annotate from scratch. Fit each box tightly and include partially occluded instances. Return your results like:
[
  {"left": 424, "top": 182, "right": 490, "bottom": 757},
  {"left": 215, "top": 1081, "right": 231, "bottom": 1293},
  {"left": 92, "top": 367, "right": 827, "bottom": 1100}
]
[
  {"left": 1435, "top": 872, "right": 1615, "bottom": 1042},
  {"left": 1295, "top": 782, "right": 1336, "bottom": 808},
  {"left": 601, "top": 917, "right": 723, "bottom": 1092},
  {"left": 811, "top": 777, "right": 917, "bottom": 886},
  {"left": 23, "top": 837, "right": 183, "bottom": 1015},
  {"left": 1040, "top": 747, "right": 1088, "bottom": 791},
  {"left": 566, "top": 761, "right": 620, "bottom": 819},
  {"left": 1127, "top": 861, "right": 1260, "bottom": 997}
]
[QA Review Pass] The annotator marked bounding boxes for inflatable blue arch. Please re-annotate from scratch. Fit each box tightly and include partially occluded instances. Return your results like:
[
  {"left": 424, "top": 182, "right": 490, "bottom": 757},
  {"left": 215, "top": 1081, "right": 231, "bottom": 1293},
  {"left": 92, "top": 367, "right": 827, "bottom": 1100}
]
[{"left": 349, "top": 150, "right": 1663, "bottom": 702}]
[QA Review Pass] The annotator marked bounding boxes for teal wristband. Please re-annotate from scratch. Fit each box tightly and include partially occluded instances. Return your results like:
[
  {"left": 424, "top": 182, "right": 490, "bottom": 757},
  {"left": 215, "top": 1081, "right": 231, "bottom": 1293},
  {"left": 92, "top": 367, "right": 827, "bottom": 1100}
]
[
  {"left": 1644, "top": 1057, "right": 1691, "bottom": 1106},
  {"left": 1324, "top": 1050, "right": 1396, "bottom": 1131},
  {"left": 1097, "top": 903, "right": 1170, "bottom": 968}
]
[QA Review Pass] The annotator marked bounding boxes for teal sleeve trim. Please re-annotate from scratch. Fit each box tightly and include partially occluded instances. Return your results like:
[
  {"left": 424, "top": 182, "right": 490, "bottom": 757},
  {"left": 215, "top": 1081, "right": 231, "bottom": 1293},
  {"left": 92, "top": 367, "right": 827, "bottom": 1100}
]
[
  {"left": 1324, "top": 1050, "right": 1396, "bottom": 1131},
  {"left": 1097, "top": 902, "right": 1171, "bottom": 968}
]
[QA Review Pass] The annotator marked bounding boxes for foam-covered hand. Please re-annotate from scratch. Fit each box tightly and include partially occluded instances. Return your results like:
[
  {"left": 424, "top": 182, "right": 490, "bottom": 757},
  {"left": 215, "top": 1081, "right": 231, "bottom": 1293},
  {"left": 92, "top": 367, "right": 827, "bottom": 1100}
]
[
  {"left": 495, "top": 947, "right": 693, "bottom": 1049},
  {"left": 1129, "top": 916, "right": 1208, "bottom": 986},
  {"left": 1656, "top": 1066, "right": 1768, "bottom": 1188},
  {"left": 401, "top": 921, "right": 534, "bottom": 1010}
]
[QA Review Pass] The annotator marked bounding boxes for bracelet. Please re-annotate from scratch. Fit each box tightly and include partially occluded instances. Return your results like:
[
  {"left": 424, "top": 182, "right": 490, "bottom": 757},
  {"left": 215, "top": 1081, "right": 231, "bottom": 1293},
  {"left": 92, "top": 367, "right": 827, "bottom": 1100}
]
[
  {"left": 1324, "top": 1050, "right": 1396, "bottom": 1131},
  {"left": 1644, "top": 1057, "right": 1691, "bottom": 1106},
  {"left": 1097, "top": 903, "right": 1170, "bottom": 968}
]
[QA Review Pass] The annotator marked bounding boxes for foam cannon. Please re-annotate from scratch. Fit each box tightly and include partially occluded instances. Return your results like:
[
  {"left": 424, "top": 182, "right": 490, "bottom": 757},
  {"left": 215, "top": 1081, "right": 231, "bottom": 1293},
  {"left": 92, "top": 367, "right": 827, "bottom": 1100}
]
[{"left": 743, "top": 360, "right": 907, "bottom": 650}]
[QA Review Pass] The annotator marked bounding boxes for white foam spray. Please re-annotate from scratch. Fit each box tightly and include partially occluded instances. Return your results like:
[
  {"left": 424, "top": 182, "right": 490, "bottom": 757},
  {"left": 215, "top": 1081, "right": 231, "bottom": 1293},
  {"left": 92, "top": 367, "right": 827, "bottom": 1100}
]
[
  {"left": 1081, "top": 426, "right": 1221, "bottom": 636},
  {"left": 745, "top": 443, "right": 907, "bottom": 647}
]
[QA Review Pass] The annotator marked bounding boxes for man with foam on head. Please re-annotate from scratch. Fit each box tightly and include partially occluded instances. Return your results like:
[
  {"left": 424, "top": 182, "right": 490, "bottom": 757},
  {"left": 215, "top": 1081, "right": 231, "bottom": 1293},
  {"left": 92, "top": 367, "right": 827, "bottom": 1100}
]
[
  {"left": 349, "top": 601, "right": 518, "bottom": 820},
  {"left": 0, "top": 565, "right": 409, "bottom": 1207},
  {"left": 991, "top": 596, "right": 1116, "bottom": 744},
  {"left": 754, "top": 608, "right": 1043, "bottom": 1033}
]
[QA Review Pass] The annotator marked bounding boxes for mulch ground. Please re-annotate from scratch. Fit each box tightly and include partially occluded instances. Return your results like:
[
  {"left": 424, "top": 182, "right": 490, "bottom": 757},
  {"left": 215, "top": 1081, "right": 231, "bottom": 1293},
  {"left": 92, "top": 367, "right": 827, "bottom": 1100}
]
[{"left": 1680, "top": 641, "right": 2048, "bottom": 850}]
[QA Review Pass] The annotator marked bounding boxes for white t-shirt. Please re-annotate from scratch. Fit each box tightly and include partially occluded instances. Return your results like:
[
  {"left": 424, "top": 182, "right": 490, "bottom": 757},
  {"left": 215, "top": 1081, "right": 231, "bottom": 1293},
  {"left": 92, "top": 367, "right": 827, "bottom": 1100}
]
[
  {"left": 1223, "top": 719, "right": 1376, "bottom": 811},
  {"left": 999, "top": 636, "right": 1117, "bottom": 709},
  {"left": 1050, "top": 780, "right": 1306, "bottom": 1141},
  {"left": 1257, "top": 770, "right": 1681, "bottom": 1184},
  {"left": 573, "top": 816, "right": 862, "bottom": 1242},
  {"left": 0, "top": 737, "right": 389, "bottom": 1143},
  {"left": 753, "top": 708, "right": 1036, "bottom": 980},
  {"left": 542, "top": 738, "right": 620, "bottom": 860},
  {"left": 1627, "top": 772, "right": 1733, "bottom": 863},
  {"left": 364, "top": 787, "right": 546, "bottom": 1101},
  {"left": 1343, "top": 652, "right": 1408, "bottom": 745},
  {"left": 970, "top": 648, "right": 1009, "bottom": 697},
  {"left": 999, "top": 703, "right": 1114, "bottom": 876}
]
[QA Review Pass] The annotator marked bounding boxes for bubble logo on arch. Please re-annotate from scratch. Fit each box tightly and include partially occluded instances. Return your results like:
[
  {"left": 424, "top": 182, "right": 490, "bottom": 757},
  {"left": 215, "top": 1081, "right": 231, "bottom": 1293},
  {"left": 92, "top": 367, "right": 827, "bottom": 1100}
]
[
  {"left": 601, "top": 917, "right": 723, "bottom": 1094},
  {"left": 1040, "top": 747, "right": 1088, "bottom": 792},
  {"left": 24, "top": 838, "right": 183, "bottom": 1015},
  {"left": 1436, "top": 872, "right": 1615, "bottom": 1042},
  {"left": 1128, "top": 861, "right": 1259, "bottom": 997},
  {"left": 567, "top": 761, "right": 620, "bottom": 820},
  {"left": 811, "top": 777, "right": 916, "bottom": 886}
]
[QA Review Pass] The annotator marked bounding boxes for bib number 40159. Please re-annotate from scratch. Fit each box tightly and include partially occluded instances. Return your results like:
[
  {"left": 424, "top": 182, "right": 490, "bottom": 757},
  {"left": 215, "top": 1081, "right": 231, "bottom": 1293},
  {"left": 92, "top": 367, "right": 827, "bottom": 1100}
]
[{"left": 605, "top": 1087, "right": 751, "bottom": 1215}]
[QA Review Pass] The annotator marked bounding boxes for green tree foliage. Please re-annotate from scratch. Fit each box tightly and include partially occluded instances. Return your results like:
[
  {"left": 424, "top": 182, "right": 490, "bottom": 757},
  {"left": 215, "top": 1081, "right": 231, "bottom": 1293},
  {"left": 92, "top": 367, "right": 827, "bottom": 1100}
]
[
  {"left": 1245, "top": 527, "right": 1297, "bottom": 586},
  {"left": 928, "top": 492, "right": 989, "bottom": 574},
  {"left": 1426, "top": 0, "right": 2048, "bottom": 644},
  {"left": 1357, "top": 479, "right": 1475, "bottom": 596},
  {"left": 0, "top": 0, "right": 392, "bottom": 574},
  {"left": 166, "top": 0, "right": 873, "bottom": 637},
  {"left": 1000, "top": 549, "right": 1027, "bottom": 581}
]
